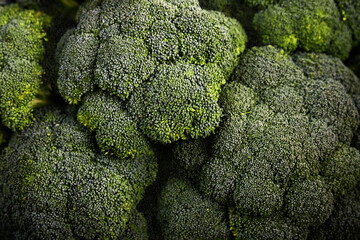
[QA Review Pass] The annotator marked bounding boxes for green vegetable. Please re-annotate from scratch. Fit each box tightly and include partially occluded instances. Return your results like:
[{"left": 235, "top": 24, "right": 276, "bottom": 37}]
[{"left": 57, "top": 0, "right": 247, "bottom": 144}]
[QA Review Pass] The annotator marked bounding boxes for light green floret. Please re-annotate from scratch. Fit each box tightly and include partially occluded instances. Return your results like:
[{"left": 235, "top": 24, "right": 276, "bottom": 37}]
[
  {"left": 253, "top": 0, "right": 352, "bottom": 59},
  {"left": 0, "top": 4, "right": 50, "bottom": 130},
  {"left": 57, "top": 0, "right": 247, "bottom": 144},
  {"left": 128, "top": 63, "right": 224, "bottom": 144},
  {"left": 78, "top": 90, "right": 152, "bottom": 159}
]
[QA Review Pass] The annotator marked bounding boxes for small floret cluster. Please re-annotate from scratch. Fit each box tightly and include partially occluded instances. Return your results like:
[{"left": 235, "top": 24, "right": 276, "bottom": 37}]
[{"left": 0, "top": 4, "right": 50, "bottom": 131}]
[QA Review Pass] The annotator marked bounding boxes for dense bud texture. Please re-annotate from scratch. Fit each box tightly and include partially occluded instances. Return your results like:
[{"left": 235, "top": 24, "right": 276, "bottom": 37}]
[
  {"left": 0, "top": 107, "right": 157, "bottom": 239},
  {"left": 158, "top": 177, "right": 231, "bottom": 239},
  {"left": 0, "top": 4, "right": 50, "bottom": 130},
  {"left": 196, "top": 46, "right": 360, "bottom": 238},
  {"left": 253, "top": 0, "right": 352, "bottom": 59},
  {"left": 57, "top": 0, "right": 247, "bottom": 144}
]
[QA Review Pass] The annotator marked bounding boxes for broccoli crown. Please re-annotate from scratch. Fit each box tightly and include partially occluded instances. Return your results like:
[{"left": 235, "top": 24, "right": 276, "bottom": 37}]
[
  {"left": 0, "top": 4, "right": 50, "bottom": 131},
  {"left": 253, "top": 0, "right": 352, "bottom": 60},
  {"left": 57, "top": 0, "right": 247, "bottom": 143},
  {"left": 0, "top": 107, "right": 157, "bottom": 239},
  {"left": 158, "top": 177, "right": 231, "bottom": 239},
  {"left": 197, "top": 46, "right": 360, "bottom": 237}
]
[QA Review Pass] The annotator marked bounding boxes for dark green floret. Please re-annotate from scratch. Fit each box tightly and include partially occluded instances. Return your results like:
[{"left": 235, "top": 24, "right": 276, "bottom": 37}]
[
  {"left": 335, "top": 0, "right": 360, "bottom": 46},
  {"left": 229, "top": 209, "right": 307, "bottom": 240},
  {"left": 0, "top": 107, "right": 157, "bottom": 239},
  {"left": 309, "top": 184, "right": 360, "bottom": 239},
  {"left": 172, "top": 138, "right": 210, "bottom": 181},
  {"left": 196, "top": 46, "right": 360, "bottom": 238},
  {"left": 158, "top": 177, "right": 231, "bottom": 239}
]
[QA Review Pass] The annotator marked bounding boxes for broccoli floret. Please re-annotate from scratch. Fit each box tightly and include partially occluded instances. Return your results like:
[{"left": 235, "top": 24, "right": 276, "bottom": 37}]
[
  {"left": 292, "top": 52, "right": 360, "bottom": 96},
  {"left": 335, "top": 0, "right": 360, "bottom": 46},
  {"left": 229, "top": 210, "right": 308, "bottom": 240},
  {"left": 172, "top": 138, "right": 210, "bottom": 182},
  {"left": 0, "top": 4, "right": 51, "bottom": 130},
  {"left": 320, "top": 145, "right": 360, "bottom": 197},
  {"left": 57, "top": 0, "right": 247, "bottom": 144},
  {"left": 158, "top": 177, "right": 231, "bottom": 239},
  {"left": 253, "top": 0, "right": 352, "bottom": 59},
  {"left": 292, "top": 51, "right": 360, "bottom": 150},
  {"left": 0, "top": 106, "right": 157, "bottom": 239},
  {"left": 284, "top": 179, "right": 334, "bottom": 227},
  {"left": 77, "top": 90, "right": 152, "bottom": 159},
  {"left": 309, "top": 184, "right": 360, "bottom": 239},
  {"left": 196, "top": 46, "right": 360, "bottom": 237},
  {"left": 199, "top": 0, "right": 264, "bottom": 47},
  {"left": 120, "top": 211, "right": 149, "bottom": 240}
]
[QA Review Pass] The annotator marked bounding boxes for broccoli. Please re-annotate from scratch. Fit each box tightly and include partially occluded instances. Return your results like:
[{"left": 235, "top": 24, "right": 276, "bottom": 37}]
[
  {"left": 158, "top": 177, "right": 231, "bottom": 239},
  {"left": 0, "top": 106, "right": 157, "bottom": 239},
  {"left": 77, "top": 90, "right": 152, "bottom": 159},
  {"left": 335, "top": 0, "right": 360, "bottom": 46},
  {"left": 199, "top": 0, "right": 263, "bottom": 47},
  {"left": 309, "top": 183, "right": 360, "bottom": 240},
  {"left": 194, "top": 46, "right": 360, "bottom": 237},
  {"left": 291, "top": 51, "right": 360, "bottom": 150},
  {"left": 253, "top": 0, "right": 352, "bottom": 60},
  {"left": 57, "top": 0, "right": 247, "bottom": 144},
  {"left": 172, "top": 138, "right": 210, "bottom": 182},
  {"left": 229, "top": 210, "right": 308, "bottom": 240},
  {"left": 119, "top": 210, "right": 149, "bottom": 240},
  {"left": 0, "top": 4, "right": 51, "bottom": 131}
]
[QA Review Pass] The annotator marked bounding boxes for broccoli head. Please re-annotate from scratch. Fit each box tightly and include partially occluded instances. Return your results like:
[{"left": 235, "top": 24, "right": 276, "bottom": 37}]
[
  {"left": 57, "top": 0, "right": 247, "bottom": 144},
  {"left": 253, "top": 0, "right": 352, "bottom": 60},
  {"left": 0, "top": 106, "right": 157, "bottom": 239},
  {"left": 0, "top": 4, "right": 50, "bottom": 131},
  {"left": 197, "top": 46, "right": 360, "bottom": 237}
]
